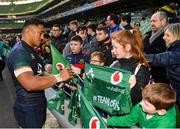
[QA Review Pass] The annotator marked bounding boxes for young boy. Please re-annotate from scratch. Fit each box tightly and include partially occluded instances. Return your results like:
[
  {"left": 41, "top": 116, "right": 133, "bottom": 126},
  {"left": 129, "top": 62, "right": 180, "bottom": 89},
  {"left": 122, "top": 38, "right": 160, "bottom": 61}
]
[
  {"left": 104, "top": 83, "right": 176, "bottom": 128},
  {"left": 66, "top": 35, "right": 89, "bottom": 75},
  {"left": 90, "top": 51, "right": 105, "bottom": 66},
  {"left": 96, "top": 26, "right": 114, "bottom": 66}
]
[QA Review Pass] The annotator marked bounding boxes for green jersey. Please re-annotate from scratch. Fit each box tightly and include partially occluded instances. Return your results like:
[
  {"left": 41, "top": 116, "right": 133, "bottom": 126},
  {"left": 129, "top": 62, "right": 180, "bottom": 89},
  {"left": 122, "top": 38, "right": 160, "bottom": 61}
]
[{"left": 107, "top": 103, "right": 176, "bottom": 128}]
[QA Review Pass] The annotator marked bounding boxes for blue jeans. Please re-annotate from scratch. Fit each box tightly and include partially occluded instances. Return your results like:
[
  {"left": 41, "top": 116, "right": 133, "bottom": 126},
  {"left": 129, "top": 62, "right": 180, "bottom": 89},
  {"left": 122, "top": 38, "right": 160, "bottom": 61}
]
[{"left": 13, "top": 99, "right": 47, "bottom": 128}]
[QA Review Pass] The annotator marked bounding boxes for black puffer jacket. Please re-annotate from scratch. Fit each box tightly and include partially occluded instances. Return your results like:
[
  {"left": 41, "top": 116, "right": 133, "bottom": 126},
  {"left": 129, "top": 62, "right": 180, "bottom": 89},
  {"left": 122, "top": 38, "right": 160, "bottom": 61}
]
[
  {"left": 111, "top": 58, "right": 150, "bottom": 106},
  {"left": 145, "top": 40, "right": 180, "bottom": 107}
]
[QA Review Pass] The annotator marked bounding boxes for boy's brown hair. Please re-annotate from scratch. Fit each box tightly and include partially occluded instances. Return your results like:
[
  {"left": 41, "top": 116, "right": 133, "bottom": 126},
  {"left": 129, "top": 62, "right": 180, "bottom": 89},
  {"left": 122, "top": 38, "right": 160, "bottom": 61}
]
[
  {"left": 90, "top": 51, "right": 105, "bottom": 63},
  {"left": 96, "top": 26, "right": 108, "bottom": 34},
  {"left": 70, "top": 35, "right": 83, "bottom": 44},
  {"left": 69, "top": 20, "right": 78, "bottom": 26},
  {"left": 142, "top": 83, "right": 176, "bottom": 110},
  {"left": 86, "top": 23, "right": 97, "bottom": 33}
]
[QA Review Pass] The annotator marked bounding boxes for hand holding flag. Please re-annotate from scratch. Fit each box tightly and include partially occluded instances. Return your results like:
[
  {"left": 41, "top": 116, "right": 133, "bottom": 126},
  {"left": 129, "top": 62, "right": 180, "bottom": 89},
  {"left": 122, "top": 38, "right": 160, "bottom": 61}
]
[{"left": 50, "top": 44, "right": 73, "bottom": 82}]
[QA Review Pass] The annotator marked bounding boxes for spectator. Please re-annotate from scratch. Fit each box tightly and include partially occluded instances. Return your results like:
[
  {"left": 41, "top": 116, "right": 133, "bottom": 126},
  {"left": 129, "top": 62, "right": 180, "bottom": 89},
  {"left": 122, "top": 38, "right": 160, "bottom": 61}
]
[
  {"left": 120, "top": 14, "right": 133, "bottom": 30},
  {"left": 68, "top": 20, "right": 78, "bottom": 42},
  {"left": 145, "top": 23, "right": 180, "bottom": 110},
  {"left": 86, "top": 23, "right": 98, "bottom": 54},
  {"left": 106, "top": 14, "right": 123, "bottom": 39},
  {"left": 67, "top": 35, "right": 89, "bottom": 75},
  {"left": 104, "top": 83, "right": 176, "bottom": 128},
  {"left": 90, "top": 51, "right": 105, "bottom": 66},
  {"left": 96, "top": 26, "right": 114, "bottom": 66},
  {"left": 133, "top": 21, "right": 143, "bottom": 38},
  {"left": 144, "top": 11, "right": 169, "bottom": 84},
  {"left": 63, "top": 25, "right": 88, "bottom": 57},
  {"left": 51, "top": 24, "right": 66, "bottom": 52},
  {"left": 110, "top": 30, "right": 150, "bottom": 105},
  {"left": 133, "top": 21, "right": 141, "bottom": 30}
]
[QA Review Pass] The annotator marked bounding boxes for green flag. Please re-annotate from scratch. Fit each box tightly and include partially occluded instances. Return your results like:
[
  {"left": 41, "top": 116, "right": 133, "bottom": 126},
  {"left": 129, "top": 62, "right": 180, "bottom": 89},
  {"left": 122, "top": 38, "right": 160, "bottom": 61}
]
[
  {"left": 83, "top": 63, "right": 132, "bottom": 115},
  {"left": 47, "top": 90, "right": 67, "bottom": 114},
  {"left": 50, "top": 44, "right": 70, "bottom": 74},
  {"left": 50, "top": 44, "right": 79, "bottom": 84},
  {"left": 68, "top": 89, "right": 80, "bottom": 126},
  {"left": 78, "top": 87, "right": 107, "bottom": 129}
]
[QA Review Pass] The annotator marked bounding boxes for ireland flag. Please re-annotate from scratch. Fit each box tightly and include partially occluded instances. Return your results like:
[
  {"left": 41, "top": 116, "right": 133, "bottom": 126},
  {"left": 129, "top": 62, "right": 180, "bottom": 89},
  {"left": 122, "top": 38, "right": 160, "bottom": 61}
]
[
  {"left": 67, "top": 86, "right": 107, "bottom": 128},
  {"left": 50, "top": 44, "right": 79, "bottom": 84},
  {"left": 78, "top": 87, "right": 107, "bottom": 128},
  {"left": 50, "top": 44, "right": 70, "bottom": 74},
  {"left": 83, "top": 63, "right": 132, "bottom": 115},
  {"left": 47, "top": 90, "right": 67, "bottom": 114}
]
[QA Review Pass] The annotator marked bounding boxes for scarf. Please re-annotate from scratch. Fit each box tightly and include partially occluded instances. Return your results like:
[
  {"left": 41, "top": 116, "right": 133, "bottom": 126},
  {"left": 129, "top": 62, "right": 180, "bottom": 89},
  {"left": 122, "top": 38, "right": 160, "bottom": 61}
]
[{"left": 149, "top": 27, "right": 164, "bottom": 44}]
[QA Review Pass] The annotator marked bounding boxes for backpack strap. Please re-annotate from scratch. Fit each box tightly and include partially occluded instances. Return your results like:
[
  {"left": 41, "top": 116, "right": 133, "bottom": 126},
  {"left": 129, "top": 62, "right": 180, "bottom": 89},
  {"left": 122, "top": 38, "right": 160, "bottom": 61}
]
[{"left": 134, "top": 63, "right": 142, "bottom": 75}]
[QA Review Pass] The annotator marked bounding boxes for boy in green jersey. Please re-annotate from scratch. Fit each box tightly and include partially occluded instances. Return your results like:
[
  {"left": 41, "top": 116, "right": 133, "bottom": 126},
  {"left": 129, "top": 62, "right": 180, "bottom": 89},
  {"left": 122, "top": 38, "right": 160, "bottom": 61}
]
[{"left": 104, "top": 83, "right": 176, "bottom": 128}]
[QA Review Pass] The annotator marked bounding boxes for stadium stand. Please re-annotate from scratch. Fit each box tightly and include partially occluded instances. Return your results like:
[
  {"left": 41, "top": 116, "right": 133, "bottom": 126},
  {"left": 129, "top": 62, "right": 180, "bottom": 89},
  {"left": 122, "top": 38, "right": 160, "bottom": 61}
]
[
  {"left": 0, "top": 0, "right": 53, "bottom": 15},
  {"left": 0, "top": 0, "right": 180, "bottom": 128}
]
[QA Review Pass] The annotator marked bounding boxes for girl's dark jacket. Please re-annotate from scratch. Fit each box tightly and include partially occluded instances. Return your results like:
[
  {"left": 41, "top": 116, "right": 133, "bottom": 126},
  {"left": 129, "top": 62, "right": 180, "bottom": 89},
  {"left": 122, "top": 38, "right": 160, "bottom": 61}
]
[{"left": 111, "top": 58, "right": 150, "bottom": 106}]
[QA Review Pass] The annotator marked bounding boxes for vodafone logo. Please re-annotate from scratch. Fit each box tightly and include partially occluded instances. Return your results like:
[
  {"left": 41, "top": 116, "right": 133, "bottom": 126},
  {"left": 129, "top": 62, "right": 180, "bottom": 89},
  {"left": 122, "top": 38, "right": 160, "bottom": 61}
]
[
  {"left": 111, "top": 71, "right": 123, "bottom": 85},
  {"left": 60, "top": 105, "right": 64, "bottom": 110},
  {"left": 89, "top": 117, "right": 100, "bottom": 129},
  {"left": 56, "top": 63, "right": 64, "bottom": 70}
]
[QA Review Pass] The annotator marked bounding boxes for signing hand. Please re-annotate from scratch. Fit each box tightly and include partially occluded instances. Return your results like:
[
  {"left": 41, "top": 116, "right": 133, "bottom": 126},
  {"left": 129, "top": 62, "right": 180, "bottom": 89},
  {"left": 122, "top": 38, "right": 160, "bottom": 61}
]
[{"left": 60, "top": 68, "right": 73, "bottom": 82}]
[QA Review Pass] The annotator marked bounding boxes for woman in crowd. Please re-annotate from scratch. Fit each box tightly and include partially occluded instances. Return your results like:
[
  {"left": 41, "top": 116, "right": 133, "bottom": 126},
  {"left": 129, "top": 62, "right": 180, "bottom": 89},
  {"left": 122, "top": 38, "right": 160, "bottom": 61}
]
[
  {"left": 145, "top": 23, "right": 180, "bottom": 109},
  {"left": 110, "top": 29, "right": 150, "bottom": 106}
]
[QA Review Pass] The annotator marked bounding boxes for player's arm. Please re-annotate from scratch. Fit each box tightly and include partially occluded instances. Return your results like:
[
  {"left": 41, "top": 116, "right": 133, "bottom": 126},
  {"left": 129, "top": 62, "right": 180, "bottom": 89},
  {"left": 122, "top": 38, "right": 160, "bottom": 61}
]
[{"left": 15, "top": 66, "right": 73, "bottom": 91}]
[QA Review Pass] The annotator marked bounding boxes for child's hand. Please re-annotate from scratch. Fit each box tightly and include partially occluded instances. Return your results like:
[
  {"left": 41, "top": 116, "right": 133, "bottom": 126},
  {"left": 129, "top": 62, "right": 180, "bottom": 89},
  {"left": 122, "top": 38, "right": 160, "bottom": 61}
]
[
  {"left": 71, "top": 65, "right": 81, "bottom": 74},
  {"left": 102, "top": 117, "right": 107, "bottom": 124}
]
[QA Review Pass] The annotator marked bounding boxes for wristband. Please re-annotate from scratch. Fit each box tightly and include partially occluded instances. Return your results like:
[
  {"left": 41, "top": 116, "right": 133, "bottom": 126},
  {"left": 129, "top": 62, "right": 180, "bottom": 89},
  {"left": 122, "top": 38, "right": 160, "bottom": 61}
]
[{"left": 54, "top": 74, "right": 63, "bottom": 83}]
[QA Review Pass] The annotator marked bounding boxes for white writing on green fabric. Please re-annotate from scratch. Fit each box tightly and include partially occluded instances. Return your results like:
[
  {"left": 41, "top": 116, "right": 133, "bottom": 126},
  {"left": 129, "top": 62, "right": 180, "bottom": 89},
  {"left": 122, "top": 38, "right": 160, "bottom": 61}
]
[
  {"left": 93, "top": 95, "right": 120, "bottom": 110},
  {"left": 106, "top": 86, "right": 125, "bottom": 93}
]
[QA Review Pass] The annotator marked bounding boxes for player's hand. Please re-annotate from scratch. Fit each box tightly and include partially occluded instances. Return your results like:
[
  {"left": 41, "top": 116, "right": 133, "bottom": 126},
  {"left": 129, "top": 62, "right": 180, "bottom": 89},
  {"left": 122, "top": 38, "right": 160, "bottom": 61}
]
[{"left": 60, "top": 68, "right": 73, "bottom": 81}]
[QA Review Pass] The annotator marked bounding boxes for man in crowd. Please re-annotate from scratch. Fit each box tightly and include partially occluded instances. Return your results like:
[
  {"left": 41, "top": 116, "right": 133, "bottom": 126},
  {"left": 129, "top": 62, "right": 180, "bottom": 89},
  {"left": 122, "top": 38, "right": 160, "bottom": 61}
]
[
  {"left": 96, "top": 26, "right": 114, "bottom": 66},
  {"left": 68, "top": 20, "right": 78, "bottom": 42},
  {"left": 51, "top": 24, "right": 66, "bottom": 53},
  {"left": 120, "top": 14, "right": 133, "bottom": 30},
  {"left": 106, "top": 14, "right": 123, "bottom": 39},
  {"left": 144, "top": 11, "right": 169, "bottom": 83},
  {"left": 86, "top": 23, "right": 98, "bottom": 54}
]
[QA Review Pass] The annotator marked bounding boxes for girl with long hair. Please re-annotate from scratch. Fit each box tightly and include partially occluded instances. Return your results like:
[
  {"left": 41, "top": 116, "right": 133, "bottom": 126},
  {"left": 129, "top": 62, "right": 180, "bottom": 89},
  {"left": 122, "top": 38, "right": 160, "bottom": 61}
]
[{"left": 110, "top": 29, "right": 150, "bottom": 105}]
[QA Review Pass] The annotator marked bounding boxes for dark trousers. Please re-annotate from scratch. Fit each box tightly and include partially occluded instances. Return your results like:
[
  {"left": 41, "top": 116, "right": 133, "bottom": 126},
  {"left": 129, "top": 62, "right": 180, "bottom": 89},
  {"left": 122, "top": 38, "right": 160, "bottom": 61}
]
[{"left": 13, "top": 100, "right": 47, "bottom": 128}]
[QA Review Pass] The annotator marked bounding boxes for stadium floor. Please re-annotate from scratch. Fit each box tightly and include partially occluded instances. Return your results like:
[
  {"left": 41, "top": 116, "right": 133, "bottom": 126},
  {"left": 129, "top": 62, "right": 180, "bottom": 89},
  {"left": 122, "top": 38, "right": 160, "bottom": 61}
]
[
  {"left": 0, "top": 67, "right": 18, "bottom": 128},
  {"left": 0, "top": 67, "right": 60, "bottom": 128}
]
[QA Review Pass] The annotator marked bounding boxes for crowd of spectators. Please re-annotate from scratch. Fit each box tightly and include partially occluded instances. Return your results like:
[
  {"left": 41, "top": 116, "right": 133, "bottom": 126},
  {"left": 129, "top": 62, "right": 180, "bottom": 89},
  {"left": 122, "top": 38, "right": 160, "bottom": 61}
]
[{"left": 0, "top": 3, "right": 180, "bottom": 128}]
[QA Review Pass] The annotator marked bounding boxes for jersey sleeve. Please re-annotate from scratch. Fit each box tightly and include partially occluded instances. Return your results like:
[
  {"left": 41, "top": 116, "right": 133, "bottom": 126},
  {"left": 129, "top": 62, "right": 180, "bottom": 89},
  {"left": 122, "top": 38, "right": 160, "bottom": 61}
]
[
  {"left": 107, "top": 103, "right": 140, "bottom": 127},
  {"left": 10, "top": 49, "right": 31, "bottom": 70}
]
